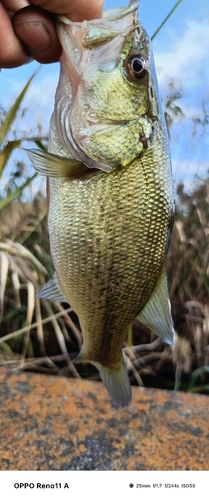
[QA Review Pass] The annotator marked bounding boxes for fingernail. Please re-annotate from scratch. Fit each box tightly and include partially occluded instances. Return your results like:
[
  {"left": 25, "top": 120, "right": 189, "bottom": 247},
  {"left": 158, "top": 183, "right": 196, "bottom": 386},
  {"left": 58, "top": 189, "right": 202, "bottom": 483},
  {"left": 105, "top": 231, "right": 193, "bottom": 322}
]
[{"left": 14, "top": 22, "right": 51, "bottom": 51}]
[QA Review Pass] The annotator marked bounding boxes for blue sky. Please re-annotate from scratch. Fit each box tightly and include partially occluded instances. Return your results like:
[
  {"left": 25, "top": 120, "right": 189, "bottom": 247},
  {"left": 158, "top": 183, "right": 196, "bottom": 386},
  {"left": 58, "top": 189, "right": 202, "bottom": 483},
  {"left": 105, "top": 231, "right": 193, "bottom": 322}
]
[{"left": 0, "top": 0, "right": 209, "bottom": 196}]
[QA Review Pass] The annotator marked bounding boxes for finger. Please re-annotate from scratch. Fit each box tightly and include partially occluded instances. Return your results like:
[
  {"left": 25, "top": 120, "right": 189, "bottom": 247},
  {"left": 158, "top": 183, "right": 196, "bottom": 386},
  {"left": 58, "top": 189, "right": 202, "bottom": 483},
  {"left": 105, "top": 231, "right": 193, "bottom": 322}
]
[
  {"left": 28, "top": 0, "right": 104, "bottom": 21},
  {"left": 0, "top": 3, "right": 31, "bottom": 67},
  {"left": 12, "top": 6, "right": 62, "bottom": 64},
  {"left": 1, "top": 0, "right": 29, "bottom": 13}
]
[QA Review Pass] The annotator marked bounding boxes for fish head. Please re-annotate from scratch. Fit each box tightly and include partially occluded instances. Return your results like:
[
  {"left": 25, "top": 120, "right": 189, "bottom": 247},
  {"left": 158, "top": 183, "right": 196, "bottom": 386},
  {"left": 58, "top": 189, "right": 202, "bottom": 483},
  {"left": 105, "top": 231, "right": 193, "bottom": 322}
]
[{"left": 53, "top": 0, "right": 162, "bottom": 170}]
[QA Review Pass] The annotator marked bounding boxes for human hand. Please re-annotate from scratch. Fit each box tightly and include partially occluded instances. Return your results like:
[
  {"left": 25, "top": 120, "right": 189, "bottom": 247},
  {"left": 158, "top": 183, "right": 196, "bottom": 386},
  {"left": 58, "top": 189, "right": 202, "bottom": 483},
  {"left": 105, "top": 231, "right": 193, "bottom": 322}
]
[{"left": 0, "top": 0, "right": 104, "bottom": 68}]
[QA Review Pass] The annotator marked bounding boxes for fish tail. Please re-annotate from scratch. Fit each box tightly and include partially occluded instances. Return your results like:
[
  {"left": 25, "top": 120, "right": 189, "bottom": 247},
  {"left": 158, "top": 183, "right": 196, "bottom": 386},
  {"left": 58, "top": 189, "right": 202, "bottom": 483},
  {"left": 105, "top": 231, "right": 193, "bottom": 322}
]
[{"left": 94, "top": 357, "right": 132, "bottom": 407}]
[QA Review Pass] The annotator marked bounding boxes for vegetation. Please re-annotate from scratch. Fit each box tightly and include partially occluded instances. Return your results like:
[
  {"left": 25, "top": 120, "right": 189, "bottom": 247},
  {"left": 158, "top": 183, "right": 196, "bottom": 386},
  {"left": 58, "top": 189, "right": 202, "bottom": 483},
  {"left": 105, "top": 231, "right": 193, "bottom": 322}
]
[{"left": 0, "top": 0, "right": 208, "bottom": 394}]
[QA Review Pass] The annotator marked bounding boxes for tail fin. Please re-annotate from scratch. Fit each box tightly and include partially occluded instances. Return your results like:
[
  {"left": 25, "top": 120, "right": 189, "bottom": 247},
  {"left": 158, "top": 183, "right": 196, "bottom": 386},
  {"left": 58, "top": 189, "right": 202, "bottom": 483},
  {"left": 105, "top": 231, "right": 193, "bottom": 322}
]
[{"left": 94, "top": 357, "right": 131, "bottom": 407}]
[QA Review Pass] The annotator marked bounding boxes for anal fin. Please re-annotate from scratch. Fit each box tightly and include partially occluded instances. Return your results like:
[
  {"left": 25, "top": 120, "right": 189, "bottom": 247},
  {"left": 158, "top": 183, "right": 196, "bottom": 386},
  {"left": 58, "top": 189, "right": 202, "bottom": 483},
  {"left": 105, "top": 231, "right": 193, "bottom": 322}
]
[{"left": 137, "top": 266, "right": 174, "bottom": 345}]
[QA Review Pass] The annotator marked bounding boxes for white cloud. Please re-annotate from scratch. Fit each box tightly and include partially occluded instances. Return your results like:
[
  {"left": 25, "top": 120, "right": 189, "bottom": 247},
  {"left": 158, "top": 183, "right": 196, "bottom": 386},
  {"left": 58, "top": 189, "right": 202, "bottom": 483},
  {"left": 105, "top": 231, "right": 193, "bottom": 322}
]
[
  {"left": 155, "top": 19, "right": 209, "bottom": 90},
  {"left": 172, "top": 158, "right": 209, "bottom": 189},
  {"left": 24, "top": 68, "right": 59, "bottom": 117},
  {"left": 1, "top": 63, "right": 59, "bottom": 136},
  {"left": 1, "top": 12, "right": 208, "bottom": 197}
]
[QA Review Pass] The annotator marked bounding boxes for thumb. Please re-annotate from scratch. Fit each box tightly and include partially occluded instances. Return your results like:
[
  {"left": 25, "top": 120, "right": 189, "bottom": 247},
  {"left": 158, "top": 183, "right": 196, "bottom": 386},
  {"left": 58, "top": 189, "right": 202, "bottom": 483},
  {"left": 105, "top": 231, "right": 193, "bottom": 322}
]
[{"left": 12, "top": 6, "right": 62, "bottom": 64}]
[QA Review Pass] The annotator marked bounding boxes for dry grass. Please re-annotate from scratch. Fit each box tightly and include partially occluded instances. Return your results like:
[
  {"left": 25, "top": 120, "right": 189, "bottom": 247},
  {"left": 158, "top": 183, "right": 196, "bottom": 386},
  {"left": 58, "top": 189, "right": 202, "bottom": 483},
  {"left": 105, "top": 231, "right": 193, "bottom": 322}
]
[
  {"left": 1, "top": 181, "right": 209, "bottom": 394},
  {"left": 0, "top": 202, "right": 82, "bottom": 378},
  {"left": 0, "top": 45, "right": 208, "bottom": 393}
]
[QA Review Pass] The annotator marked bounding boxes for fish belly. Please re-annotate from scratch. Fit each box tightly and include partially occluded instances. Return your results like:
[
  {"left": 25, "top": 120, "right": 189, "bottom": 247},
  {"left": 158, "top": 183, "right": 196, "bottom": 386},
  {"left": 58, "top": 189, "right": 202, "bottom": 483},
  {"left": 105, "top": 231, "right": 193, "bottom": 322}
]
[{"left": 48, "top": 138, "right": 173, "bottom": 366}]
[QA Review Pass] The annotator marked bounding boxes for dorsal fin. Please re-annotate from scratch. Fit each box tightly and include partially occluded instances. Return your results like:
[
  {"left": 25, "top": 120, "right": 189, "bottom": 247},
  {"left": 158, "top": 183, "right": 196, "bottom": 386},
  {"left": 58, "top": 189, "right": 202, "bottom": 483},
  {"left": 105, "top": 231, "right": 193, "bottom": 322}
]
[{"left": 36, "top": 273, "right": 68, "bottom": 303}]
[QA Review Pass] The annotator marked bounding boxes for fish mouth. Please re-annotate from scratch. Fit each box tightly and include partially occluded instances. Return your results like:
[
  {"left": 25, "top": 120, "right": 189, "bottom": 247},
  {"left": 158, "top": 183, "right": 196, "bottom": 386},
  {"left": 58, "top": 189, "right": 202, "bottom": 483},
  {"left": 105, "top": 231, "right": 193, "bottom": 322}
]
[
  {"left": 57, "top": 0, "right": 140, "bottom": 54},
  {"left": 54, "top": 0, "right": 149, "bottom": 172},
  {"left": 59, "top": 0, "right": 139, "bottom": 25}
]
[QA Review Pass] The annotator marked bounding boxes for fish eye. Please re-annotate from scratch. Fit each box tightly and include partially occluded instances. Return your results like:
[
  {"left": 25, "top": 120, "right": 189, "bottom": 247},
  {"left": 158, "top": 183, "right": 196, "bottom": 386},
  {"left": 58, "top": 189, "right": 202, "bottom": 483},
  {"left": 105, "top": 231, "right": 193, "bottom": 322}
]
[{"left": 126, "top": 54, "right": 147, "bottom": 81}]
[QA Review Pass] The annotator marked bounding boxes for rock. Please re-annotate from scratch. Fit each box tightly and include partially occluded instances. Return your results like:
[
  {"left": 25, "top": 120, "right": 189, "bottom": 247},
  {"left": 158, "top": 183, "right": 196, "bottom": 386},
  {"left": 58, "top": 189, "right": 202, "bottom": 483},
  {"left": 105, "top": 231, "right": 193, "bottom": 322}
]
[{"left": 0, "top": 370, "right": 208, "bottom": 470}]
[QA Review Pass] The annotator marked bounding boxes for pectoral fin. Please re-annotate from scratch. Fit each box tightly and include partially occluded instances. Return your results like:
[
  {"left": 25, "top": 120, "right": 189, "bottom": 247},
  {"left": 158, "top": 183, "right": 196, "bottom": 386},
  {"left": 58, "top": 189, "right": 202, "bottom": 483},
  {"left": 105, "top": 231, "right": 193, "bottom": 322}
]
[
  {"left": 26, "top": 148, "right": 114, "bottom": 177},
  {"left": 25, "top": 149, "right": 88, "bottom": 178},
  {"left": 36, "top": 273, "right": 68, "bottom": 303},
  {"left": 138, "top": 267, "right": 174, "bottom": 345}
]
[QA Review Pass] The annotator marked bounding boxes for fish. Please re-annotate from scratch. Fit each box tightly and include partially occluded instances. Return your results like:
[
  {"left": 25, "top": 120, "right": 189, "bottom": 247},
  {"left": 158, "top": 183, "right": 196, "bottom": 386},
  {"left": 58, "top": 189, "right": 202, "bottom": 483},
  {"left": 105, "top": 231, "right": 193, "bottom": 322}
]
[{"left": 27, "top": 0, "right": 175, "bottom": 407}]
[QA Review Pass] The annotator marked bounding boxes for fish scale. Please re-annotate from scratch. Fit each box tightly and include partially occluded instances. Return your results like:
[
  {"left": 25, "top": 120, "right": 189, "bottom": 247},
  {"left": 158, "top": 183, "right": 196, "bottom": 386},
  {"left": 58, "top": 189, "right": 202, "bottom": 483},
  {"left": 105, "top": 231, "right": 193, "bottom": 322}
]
[
  {"left": 48, "top": 135, "right": 170, "bottom": 356},
  {"left": 27, "top": 1, "right": 175, "bottom": 406}
]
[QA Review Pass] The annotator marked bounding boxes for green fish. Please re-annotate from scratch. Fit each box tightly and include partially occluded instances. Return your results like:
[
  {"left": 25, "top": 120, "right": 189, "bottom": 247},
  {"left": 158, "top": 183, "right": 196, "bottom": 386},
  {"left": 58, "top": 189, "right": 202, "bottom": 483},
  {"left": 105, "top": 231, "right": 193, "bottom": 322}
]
[{"left": 27, "top": 0, "right": 175, "bottom": 406}]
